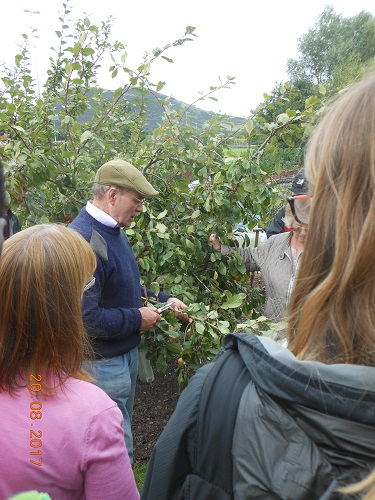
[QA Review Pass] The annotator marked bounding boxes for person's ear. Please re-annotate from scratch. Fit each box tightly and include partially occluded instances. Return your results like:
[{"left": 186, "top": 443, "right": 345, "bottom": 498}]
[{"left": 108, "top": 187, "right": 117, "bottom": 204}]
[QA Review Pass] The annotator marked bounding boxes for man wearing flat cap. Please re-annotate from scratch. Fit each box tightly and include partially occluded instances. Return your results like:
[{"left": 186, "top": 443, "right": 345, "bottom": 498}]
[{"left": 70, "top": 159, "right": 187, "bottom": 463}]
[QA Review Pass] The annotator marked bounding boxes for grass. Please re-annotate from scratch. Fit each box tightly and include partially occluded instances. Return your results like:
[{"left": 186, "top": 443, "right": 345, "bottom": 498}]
[{"left": 134, "top": 463, "right": 148, "bottom": 493}]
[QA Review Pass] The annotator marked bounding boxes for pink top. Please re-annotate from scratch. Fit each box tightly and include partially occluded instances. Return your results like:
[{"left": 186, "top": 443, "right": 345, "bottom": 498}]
[{"left": 0, "top": 375, "right": 140, "bottom": 500}]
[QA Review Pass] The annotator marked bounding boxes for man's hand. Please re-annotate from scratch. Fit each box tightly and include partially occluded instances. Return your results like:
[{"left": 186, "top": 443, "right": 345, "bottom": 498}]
[
  {"left": 209, "top": 233, "right": 221, "bottom": 252},
  {"left": 139, "top": 306, "right": 162, "bottom": 331},
  {"left": 166, "top": 297, "right": 192, "bottom": 323}
]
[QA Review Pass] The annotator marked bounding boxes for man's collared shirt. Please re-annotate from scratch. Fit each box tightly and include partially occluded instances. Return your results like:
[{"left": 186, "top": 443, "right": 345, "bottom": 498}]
[{"left": 86, "top": 201, "right": 119, "bottom": 228}]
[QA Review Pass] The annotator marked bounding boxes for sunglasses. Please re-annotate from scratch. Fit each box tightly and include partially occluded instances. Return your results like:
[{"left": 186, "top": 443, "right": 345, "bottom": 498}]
[{"left": 287, "top": 194, "right": 311, "bottom": 226}]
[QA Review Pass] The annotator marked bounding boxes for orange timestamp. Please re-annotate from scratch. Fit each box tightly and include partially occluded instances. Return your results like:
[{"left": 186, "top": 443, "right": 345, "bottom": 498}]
[{"left": 29, "top": 374, "right": 43, "bottom": 466}]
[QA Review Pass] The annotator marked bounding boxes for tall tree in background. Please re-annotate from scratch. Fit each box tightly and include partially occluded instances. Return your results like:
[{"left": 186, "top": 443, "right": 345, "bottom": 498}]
[{"left": 287, "top": 6, "right": 375, "bottom": 92}]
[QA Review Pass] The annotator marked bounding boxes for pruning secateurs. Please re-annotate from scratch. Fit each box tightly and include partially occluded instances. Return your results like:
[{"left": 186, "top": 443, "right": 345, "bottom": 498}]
[{"left": 153, "top": 301, "right": 175, "bottom": 314}]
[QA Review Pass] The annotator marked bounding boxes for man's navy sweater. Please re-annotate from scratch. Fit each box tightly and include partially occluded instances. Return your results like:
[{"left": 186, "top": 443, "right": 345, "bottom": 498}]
[{"left": 70, "top": 207, "right": 170, "bottom": 358}]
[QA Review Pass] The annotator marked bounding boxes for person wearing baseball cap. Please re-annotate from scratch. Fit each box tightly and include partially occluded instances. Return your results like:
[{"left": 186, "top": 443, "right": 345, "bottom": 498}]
[
  {"left": 266, "top": 172, "right": 308, "bottom": 239},
  {"left": 290, "top": 172, "right": 308, "bottom": 195},
  {"left": 69, "top": 159, "right": 187, "bottom": 463}
]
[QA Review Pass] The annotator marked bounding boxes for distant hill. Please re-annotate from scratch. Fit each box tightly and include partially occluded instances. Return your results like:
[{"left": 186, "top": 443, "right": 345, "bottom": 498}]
[{"left": 100, "top": 88, "right": 247, "bottom": 132}]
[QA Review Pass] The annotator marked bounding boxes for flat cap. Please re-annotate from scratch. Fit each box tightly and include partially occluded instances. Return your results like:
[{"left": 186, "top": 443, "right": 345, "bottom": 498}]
[{"left": 95, "top": 159, "right": 159, "bottom": 198}]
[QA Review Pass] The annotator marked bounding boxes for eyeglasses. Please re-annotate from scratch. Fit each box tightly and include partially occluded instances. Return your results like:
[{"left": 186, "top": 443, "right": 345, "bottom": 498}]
[
  {"left": 287, "top": 194, "right": 310, "bottom": 226},
  {"left": 132, "top": 196, "right": 144, "bottom": 208},
  {"left": 112, "top": 188, "right": 145, "bottom": 208},
  {"left": 125, "top": 193, "right": 144, "bottom": 208},
  {"left": 83, "top": 277, "right": 95, "bottom": 292}
]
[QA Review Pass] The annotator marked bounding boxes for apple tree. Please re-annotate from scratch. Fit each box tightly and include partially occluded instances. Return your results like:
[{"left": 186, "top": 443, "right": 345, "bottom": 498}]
[{"left": 0, "top": 0, "right": 322, "bottom": 388}]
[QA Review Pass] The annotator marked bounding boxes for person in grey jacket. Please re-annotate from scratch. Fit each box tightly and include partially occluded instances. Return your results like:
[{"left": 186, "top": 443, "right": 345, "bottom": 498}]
[
  {"left": 209, "top": 199, "right": 310, "bottom": 321},
  {"left": 141, "top": 71, "right": 375, "bottom": 499}
]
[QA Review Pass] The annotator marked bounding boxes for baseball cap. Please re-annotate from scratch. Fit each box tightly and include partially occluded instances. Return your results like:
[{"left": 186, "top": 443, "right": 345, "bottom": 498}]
[
  {"left": 95, "top": 159, "right": 159, "bottom": 198},
  {"left": 291, "top": 173, "right": 308, "bottom": 195}
]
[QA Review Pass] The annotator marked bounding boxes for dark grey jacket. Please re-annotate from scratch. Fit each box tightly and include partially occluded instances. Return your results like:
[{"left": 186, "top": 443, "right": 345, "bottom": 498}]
[
  {"left": 141, "top": 334, "right": 375, "bottom": 500},
  {"left": 266, "top": 205, "right": 286, "bottom": 238}
]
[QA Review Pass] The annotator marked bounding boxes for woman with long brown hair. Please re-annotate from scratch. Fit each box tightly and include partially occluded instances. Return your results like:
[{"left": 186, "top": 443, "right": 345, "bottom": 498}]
[
  {"left": 142, "top": 72, "right": 375, "bottom": 500},
  {"left": 287, "top": 76, "right": 375, "bottom": 366},
  {"left": 0, "top": 224, "right": 139, "bottom": 499}
]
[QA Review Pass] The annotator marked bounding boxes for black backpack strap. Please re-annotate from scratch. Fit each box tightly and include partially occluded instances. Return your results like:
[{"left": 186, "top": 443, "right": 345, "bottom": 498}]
[{"left": 191, "top": 335, "right": 252, "bottom": 497}]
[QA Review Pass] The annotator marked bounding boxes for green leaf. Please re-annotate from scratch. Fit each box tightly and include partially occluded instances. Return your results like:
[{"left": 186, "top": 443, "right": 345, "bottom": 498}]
[
  {"left": 217, "top": 321, "right": 230, "bottom": 334},
  {"left": 204, "top": 195, "right": 211, "bottom": 212},
  {"left": 73, "top": 43, "right": 81, "bottom": 57},
  {"left": 139, "top": 62, "right": 151, "bottom": 76},
  {"left": 218, "top": 262, "right": 227, "bottom": 276},
  {"left": 206, "top": 310, "right": 218, "bottom": 319},
  {"left": 245, "top": 119, "right": 253, "bottom": 136},
  {"left": 195, "top": 322, "right": 205, "bottom": 335},
  {"left": 82, "top": 48, "right": 95, "bottom": 56},
  {"left": 80, "top": 131, "right": 93, "bottom": 143},
  {"left": 150, "top": 282, "right": 160, "bottom": 296},
  {"left": 319, "top": 84, "right": 326, "bottom": 95},
  {"left": 155, "top": 352, "right": 168, "bottom": 373},
  {"left": 165, "top": 342, "right": 181, "bottom": 354},
  {"left": 156, "top": 222, "right": 167, "bottom": 233},
  {"left": 305, "top": 96, "right": 320, "bottom": 108},
  {"left": 121, "top": 51, "right": 128, "bottom": 63},
  {"left": 156, "top": 81, "right": 166, "bottom": 92},
  {"left": 113, "top": 88, "right": 123, "bottom": 100},
  {"left": 157, "top": 210, "right": 168, "bottom": 219},
  {"left": 277, "top": 113, "right": 289, "bottom": 124},
  {"left": 242, "top": 181, "right": 254, "bottom": 193},
  {"left": 221, "top": 293, "right": 246, "bottom": 309},
  {"left": 186, "top": 26, "right": 196, "bottom": 34}
]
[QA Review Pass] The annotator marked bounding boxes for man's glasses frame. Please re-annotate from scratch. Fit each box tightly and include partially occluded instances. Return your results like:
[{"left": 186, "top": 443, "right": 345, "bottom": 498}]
[
  {"left": 131, "top": 195, "right": 144, "bottom": 208},
  {"left": 287, "top": 194, "right": 310, "bottom": 226}
]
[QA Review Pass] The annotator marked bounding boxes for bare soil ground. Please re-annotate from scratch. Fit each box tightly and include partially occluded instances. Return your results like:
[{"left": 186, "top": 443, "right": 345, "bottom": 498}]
[{"left": 132, "top": 358, "right": 180, "bottom": 466}]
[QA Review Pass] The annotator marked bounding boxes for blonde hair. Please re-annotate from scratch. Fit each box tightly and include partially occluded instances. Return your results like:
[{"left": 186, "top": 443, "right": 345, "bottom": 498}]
[
  {"left": 287, "top": 71, "right": 375, "bottom": 365},
  {"left": 338, "top": 469, "right": 375, "bottom": 499},
  {"left": 0, "top": 224, "right": 96, "bottom": 394}
]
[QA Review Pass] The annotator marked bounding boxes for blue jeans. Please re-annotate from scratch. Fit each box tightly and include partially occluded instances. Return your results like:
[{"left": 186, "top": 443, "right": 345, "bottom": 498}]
[{"left": 85, "top": 347, "right": 138, "bottom": 464}]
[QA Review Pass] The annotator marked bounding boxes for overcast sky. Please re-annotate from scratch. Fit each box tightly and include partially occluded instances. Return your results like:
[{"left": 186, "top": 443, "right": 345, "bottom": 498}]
[{"left": 2, "top": 0, "right": 375, "bottom": 117}]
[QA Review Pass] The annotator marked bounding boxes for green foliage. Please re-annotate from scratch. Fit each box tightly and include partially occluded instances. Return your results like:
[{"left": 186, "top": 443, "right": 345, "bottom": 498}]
[
  {"left": 133, "top": 463, "right": 148, "bottom": 492},
  {"left": 0, "top": 0, "right": 323, "bottom": 389},
  {"left": 287, "top": 6, "right": 375, "bottom": 93}
]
